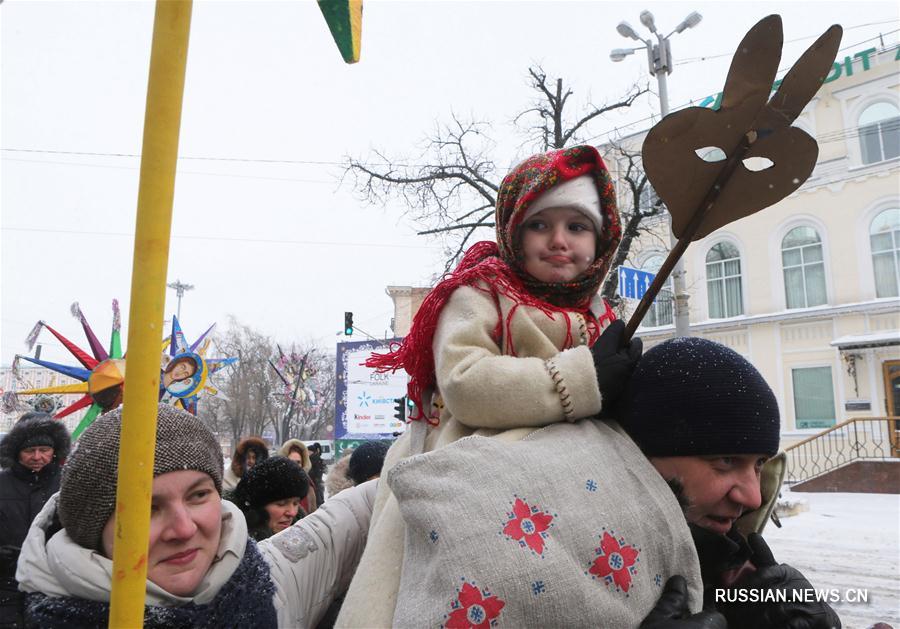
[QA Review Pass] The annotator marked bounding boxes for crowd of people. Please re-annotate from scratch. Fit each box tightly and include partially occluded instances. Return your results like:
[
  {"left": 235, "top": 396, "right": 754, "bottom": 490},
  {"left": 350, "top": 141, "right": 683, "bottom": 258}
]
[{"left": 0, "top": 145, "right": 849, "bottom": 628}]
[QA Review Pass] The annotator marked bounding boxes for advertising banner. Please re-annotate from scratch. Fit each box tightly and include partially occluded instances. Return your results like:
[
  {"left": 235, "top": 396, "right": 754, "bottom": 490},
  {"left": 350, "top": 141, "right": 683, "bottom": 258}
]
[{"left": 335, "top": 339, "right": 408, "bottom": 440}]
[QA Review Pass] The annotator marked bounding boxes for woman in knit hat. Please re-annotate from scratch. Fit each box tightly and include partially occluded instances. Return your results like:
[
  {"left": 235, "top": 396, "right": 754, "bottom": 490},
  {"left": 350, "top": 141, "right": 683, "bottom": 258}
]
[
  {"left": 14, "top": 403, "right": 376, "bottom": 628},
  {"left": 230, "top": 456, "right": 310, "bottom": 541},
  {"left": 339, "top": 145, "right": 643, "bottom": 626},
  {"left": 223, "top": 435, "right": 269, "bottom": 491}
]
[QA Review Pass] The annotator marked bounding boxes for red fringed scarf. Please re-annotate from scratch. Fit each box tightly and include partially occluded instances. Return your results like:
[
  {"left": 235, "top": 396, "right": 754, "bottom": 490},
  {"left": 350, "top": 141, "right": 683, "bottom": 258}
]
[{"left": 366, "top": 241, "right": 616, "bottom": 423}]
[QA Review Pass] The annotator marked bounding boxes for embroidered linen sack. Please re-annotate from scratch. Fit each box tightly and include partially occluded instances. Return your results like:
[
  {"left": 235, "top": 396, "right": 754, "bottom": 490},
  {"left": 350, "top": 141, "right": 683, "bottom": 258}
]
[{"left": 388, "top": 419, "right": 703, "bottom": 628}]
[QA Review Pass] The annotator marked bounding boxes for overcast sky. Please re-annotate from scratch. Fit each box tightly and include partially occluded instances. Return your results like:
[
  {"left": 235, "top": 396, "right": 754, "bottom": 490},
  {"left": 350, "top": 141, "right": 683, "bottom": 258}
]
[{"left": 2, "top": 0, "right": 898, "bottom": 367}]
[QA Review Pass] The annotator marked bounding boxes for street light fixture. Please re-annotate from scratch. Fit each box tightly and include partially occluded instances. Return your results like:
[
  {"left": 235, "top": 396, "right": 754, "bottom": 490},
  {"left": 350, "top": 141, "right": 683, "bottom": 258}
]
[
  {"left": 610, "top": 9, "right": 702, "bottom": 337},
  {"left": 166, "top": 279, "right": 194, "bottom": 320},
  {"left": 609, "top": 48, "right": 636, "bottom": 62},
  {"left": 616, "top": 21, "right": 641, "bottom": 41}
]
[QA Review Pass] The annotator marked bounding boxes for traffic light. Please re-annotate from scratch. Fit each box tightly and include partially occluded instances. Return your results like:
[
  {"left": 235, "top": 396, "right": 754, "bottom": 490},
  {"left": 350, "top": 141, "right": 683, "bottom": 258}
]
[
  {"left": 344, "top": 311, "right": 353, "bottom": 336},
  {"left": 393, "top": 396, "right": 406, "bottom": 422}
]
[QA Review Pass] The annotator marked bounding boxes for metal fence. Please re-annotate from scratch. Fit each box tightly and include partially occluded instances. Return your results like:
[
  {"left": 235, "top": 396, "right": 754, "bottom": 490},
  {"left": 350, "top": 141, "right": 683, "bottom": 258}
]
[{"left": 783, "top": 417, "right": 899, "bottom": 484}]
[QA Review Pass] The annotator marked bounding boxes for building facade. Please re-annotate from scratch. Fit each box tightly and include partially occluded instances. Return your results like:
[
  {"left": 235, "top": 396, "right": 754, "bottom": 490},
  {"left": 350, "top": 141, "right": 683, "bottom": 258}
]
[{"left": 602, "top": 43, "right": 899, "bottom": 445}]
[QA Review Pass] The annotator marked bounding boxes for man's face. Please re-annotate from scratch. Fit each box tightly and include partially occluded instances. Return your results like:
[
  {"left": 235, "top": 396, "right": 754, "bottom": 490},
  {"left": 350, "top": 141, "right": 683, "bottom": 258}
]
[
  {"left": 18, "top": 445, "right": 54, "bottom": 472},
  {"left": 649, "top": 454, "right": 767, "bottom": 535},
  {"left": 102, "top": 470, "right": 221, "bottom": 597}
]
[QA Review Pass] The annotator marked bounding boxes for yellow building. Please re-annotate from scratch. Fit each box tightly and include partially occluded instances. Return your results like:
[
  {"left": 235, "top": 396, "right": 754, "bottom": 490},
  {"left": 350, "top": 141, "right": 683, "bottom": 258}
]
[{"left": 602, "top": 43, "right": 899, "bottom": 445}]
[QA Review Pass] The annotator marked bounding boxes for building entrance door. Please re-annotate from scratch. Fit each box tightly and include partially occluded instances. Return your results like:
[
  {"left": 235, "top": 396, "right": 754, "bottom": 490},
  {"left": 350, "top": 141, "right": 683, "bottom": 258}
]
[{"left": 883, "top": 360, "right": 900, "bottom": 456}]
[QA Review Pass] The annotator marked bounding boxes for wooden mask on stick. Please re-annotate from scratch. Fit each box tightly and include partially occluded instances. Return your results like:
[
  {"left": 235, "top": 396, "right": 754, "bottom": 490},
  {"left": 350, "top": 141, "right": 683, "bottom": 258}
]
[{"left": 624, "top": 15, "right": 842, "bottom": 340}]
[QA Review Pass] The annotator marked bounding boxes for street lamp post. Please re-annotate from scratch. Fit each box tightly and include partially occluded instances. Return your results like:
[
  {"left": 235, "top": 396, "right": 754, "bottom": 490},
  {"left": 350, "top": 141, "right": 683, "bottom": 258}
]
[
  {"left": 611, "top": 10, "right": 701, "bottom": 337},
  {"left": 166, "top": 278, "right": 194, "bottom": 320}
]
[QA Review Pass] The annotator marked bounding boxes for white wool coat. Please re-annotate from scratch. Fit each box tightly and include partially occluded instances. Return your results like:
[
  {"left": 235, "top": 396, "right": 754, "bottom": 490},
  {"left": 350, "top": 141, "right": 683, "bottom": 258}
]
[
  {"left": 17, "top": 480, "right": 376, "bottom": 628},
  {"left": 337, "top": 284, "right": 610, "bottom": 627}
]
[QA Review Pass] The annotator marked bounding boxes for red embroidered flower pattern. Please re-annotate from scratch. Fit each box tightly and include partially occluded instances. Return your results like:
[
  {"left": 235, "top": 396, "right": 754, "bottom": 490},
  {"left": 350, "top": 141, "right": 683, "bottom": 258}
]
[
  {"left": 444, "top": 581, "right": 505, "bottom": 629},
  {"left": 588, "top": 531, "right": 640, "bottom": 592},
  {"left": 502, "top": 497, "right": 554, "bottom": 555}
]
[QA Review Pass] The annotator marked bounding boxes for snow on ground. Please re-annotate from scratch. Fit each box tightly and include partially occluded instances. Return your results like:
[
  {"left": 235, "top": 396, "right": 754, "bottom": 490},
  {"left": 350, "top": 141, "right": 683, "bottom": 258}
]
[{"left": 763, "top": 488, "right": 900, "bottom": 629}]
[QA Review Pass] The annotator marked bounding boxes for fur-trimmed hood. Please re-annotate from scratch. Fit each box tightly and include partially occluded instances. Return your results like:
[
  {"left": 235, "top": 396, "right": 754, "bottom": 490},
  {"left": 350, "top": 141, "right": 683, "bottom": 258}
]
[
  {"left": 325, "top": 450, "right": 355, "bottom": 498},
  {"left": 276, "top": 439, "right": 311, "bottom": 471},
  {"left": 230, "top": 436, "right": 269, "bottom": 476},
  {"left": 0, "top": 412, "right": 71, "bottom": 469}
]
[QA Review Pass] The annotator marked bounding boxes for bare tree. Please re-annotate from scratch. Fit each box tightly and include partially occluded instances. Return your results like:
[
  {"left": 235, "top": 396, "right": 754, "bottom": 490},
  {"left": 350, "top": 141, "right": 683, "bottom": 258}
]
[
  {"left": 199, "top": 319, "right": 282, "bottom": 447},
  {"left": 344, "top": 65, "right": 647, "bottom": 276},
  {"left": 269, "top": 344, "right": 336, "bottom": 443}
]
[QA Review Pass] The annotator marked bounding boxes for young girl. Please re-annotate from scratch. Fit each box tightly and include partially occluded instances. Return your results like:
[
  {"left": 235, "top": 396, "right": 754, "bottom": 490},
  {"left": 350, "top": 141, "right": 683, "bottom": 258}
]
[{"left": 337, "top": 145, "right": 643, "bottom": 627}]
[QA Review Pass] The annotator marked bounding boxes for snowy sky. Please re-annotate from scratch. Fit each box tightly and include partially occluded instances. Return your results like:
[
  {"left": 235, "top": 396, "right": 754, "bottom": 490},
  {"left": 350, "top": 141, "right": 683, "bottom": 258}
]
[{"left": 2, "top": 0, "right": 899, "bottom": 366}]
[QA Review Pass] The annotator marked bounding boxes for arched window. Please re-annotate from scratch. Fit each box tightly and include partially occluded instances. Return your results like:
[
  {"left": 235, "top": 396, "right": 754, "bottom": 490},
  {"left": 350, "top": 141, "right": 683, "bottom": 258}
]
[
  {"left": 706, "top": 242, "right": 743, "bottom": 318},
  {"left": 782, "top": 226, "right": 827, "bottom": 309},
  {"left": 859, "top": 102, "right": 900, "bottom": 164},
  {"left": 639, "top": 183, "right": 660, "bottom": 211},
  {"left": 870, "top": 208, "right": 900, "bottom": 298},
  {"left": 640, "top": 254, "right": 673, "bottom": 327}
]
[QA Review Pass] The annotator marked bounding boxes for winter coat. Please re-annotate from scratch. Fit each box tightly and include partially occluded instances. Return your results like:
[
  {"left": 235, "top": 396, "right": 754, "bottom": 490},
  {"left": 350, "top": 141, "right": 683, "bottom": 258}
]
[
  {"left": 16, "top": 480, "right": 377, "bottom": 628},
  {"left": 308, "top": 454, "right": 327, "bottom": 507},
  {"left": 223, "top": 436, "right": 269, "bottom": 491},
  {"left": 325, "top": 451, "right": 354, "bottom": 499},
  {"left": 337, "top": 284, "right": 610, "bottom": 627},
  {"left": 0, "top": 415, "right": 70, "bottom": 629},
  {"left": 277, "top": 439, "right": 312, "bottom": 471}
]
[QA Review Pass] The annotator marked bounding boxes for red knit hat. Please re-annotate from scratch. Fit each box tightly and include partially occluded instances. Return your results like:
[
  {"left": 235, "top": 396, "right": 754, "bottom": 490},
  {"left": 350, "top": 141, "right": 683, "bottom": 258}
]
[{"left": 367, "top": 145, "right": 621, "bottom": 422}]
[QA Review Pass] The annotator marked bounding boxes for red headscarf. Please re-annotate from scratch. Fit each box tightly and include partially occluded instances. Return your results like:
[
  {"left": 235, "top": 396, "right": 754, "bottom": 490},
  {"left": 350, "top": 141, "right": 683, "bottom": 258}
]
[{"left": 367, "top": 146, "right": 622, "bottom": 422}]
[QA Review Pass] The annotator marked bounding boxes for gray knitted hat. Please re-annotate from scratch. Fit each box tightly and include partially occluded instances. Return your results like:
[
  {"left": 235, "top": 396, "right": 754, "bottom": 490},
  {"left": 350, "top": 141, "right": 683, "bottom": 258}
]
[{"left": 58, "top": 403, "right": 224, "bottom": 551}]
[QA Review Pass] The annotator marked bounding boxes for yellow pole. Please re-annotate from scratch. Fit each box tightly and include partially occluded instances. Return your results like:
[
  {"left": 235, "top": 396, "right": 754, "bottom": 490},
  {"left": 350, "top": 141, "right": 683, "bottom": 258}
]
[{"left": 109, "top": 1, "right": 192, "bottom": 627}]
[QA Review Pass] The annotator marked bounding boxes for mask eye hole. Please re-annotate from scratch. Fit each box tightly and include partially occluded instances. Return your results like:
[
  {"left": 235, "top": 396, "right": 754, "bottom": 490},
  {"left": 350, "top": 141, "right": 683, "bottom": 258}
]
[
  {"left": 742, "top": 156, "right": 775, "bottom": 171},
  {"left": 695, "top": 147, "right": 727, "bottom": 162}
]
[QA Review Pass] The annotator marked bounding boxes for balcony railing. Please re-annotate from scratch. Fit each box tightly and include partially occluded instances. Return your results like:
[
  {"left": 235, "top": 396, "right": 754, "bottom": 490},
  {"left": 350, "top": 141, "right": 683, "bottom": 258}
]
[{"left": 783, "top": 417, "right": 899, "bottom": 484}]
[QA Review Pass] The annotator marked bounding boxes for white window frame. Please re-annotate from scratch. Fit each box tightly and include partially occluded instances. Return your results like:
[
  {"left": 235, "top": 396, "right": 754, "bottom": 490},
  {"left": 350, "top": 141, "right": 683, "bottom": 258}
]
[
  {"left": 769, "top": 216, "right": 833, "bottom": 311},
  {"left": 836, "top": 77, "right": 900, "bottom": 170},
  {"left": 856, "top": 101, "right": 900, "bottom": 165},
  {"left": 856, "top": 198, "right": 900, "bottom": 300},
  {"left": 703, "top": 237, "right": 745, "bottom": 320}
]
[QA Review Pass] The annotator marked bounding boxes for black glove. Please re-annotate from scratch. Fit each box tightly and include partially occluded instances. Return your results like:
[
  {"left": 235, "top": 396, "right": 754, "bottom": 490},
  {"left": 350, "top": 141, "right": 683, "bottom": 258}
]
[
  {"left": 642, "top": 575, "right": 727, "bottom": 628},
  {"left": 591, "top": 320, "right": 643, "bottom": 412},
  {"left": 718, "top": 533, "right": 841, "bottom": 629}
]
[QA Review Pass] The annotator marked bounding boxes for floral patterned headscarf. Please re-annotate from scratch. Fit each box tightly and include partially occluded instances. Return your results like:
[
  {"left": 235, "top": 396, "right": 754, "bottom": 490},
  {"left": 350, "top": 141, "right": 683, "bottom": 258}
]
[{"left": 495, "top": 144, "right": 621, "bottom": 307}]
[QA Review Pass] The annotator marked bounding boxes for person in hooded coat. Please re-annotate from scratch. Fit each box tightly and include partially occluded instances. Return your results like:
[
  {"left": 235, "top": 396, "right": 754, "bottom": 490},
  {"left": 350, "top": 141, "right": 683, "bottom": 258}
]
[
  {"left": 0, "top": 412, "right": 70, "bottom": 629},
  {"left": 278, "top": 439, "right": 317, "bottom": 514},
  {"left": 306, "top": 443, "right": 327, "bottom": 507},
  {"left": 15, "top": 404, "right": 375, "bottom": 629},
  {"left": 223, "top": 436, "right": 269, "bottom": 491},
  {"left": 325, "top": 449, "right": 355, "bottom": 499}
]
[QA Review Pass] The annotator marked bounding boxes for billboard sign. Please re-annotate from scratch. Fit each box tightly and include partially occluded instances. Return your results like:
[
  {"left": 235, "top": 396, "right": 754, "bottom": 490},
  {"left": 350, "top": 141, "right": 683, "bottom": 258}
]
[{"left": 335, "top": 339, "right": 408, "bottom": 440}]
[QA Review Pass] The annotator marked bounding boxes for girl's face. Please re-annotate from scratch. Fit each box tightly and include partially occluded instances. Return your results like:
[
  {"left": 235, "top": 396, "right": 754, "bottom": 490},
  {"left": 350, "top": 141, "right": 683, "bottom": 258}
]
[
  {"left": 521, "top": 207, "right": 597, "bottom": 283},
  {"left": 265, "top": 497, "right": 302, "bottom": 533}
]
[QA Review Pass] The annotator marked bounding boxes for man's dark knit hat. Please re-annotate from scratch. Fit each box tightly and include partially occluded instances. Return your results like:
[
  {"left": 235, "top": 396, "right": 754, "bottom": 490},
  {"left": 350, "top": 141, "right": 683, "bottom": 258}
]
[
  {"left": 620, "top": 337, "right": 780, "bottom": 457},
  {"left": 348, "top": 440, "right": 390, "bottom": 485},
  {"left": 58, "top": 403, "right": 224, "bottom": 551},
  {"left": 232, "top": 456, "right": 309, "bottom": 511}
]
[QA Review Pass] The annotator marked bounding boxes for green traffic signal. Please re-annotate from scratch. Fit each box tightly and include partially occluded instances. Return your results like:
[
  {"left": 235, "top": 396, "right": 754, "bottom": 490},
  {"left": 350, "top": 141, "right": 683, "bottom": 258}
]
[{"left": 344, "top": 311, "right": 353, "bottom": 336}]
